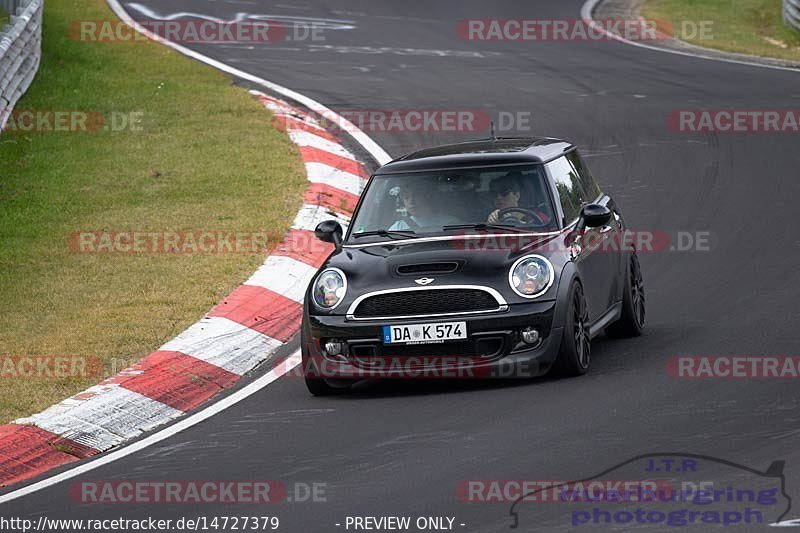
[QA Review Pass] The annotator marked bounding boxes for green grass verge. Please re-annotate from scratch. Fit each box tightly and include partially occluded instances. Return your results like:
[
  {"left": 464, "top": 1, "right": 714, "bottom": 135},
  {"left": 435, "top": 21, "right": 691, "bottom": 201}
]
[
  {"left": 643, "top": 0, "right": 800, "bottom": 61},
  {"left": 0, "top": 6, "right": 9, "bottom": 27},
  {"left": 0, "top": 0, "right": 307, "bottom": 422}
]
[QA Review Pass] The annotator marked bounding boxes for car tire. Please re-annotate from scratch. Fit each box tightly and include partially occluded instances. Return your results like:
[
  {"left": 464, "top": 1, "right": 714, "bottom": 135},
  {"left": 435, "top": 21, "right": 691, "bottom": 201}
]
[
  {"left": 605, "top": 252, "right": 645, "bottom": 338},
  {"left": 551, "top": 280, "right": 591, "bottom": 377}
]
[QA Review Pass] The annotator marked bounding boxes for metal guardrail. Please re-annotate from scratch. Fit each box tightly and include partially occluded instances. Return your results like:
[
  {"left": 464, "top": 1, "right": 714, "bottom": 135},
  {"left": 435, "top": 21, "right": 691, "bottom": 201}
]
[
  {"left": 0, "top": 0, "right": 43, "bottom": 134},
  {"left": 785, "top": 0, "right": 800, "bottom": 31}
]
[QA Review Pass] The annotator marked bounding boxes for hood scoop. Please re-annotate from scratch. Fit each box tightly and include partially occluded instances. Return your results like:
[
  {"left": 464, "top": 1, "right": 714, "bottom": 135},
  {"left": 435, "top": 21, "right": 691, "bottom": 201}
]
[{"left": 395, "top": 262, "right": 461, "bottom": 276}]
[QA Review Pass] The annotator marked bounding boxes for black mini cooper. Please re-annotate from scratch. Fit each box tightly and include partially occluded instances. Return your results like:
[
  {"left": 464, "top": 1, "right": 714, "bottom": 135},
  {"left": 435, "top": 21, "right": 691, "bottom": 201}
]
[{"left": 302, "top": 138, "right": 645, "bottom": 395}]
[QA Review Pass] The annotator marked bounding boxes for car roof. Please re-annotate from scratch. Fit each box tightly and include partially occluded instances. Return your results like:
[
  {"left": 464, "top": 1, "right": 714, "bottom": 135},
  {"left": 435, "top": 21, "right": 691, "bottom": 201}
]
[{"left": 376, "top": 137, "right": 576, "bottom": 174}]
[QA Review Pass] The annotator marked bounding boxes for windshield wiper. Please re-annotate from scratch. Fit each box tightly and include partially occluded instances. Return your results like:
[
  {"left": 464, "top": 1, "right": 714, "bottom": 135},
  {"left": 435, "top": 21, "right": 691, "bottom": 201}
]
[
  {"left": 442, "top": 223, "right": 528, "bottom": 233},
  {"left": 352, "top": 229, "right": 417, "bottom": 239}
]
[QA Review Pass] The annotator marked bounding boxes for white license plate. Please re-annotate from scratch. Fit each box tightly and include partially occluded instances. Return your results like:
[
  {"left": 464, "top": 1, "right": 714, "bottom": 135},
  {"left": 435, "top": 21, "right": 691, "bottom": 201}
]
[{"left": 382, "top": 322, "right": 467, "bottom": 345}]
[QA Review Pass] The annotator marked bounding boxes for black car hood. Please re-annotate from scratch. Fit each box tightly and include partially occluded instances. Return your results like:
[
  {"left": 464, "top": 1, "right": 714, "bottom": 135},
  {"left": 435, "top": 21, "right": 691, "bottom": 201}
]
[{"left": 313, "top": 232, "right": 569, "bottom": 315}]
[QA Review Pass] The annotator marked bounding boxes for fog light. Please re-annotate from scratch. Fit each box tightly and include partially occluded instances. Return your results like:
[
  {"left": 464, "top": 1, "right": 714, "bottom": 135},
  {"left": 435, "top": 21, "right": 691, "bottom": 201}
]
[
  {"left": 521, "top": 327, "right": 540, "bottom": 345},
  {"left": 324, "top": 340, "right": 343, "bottom": 356}
]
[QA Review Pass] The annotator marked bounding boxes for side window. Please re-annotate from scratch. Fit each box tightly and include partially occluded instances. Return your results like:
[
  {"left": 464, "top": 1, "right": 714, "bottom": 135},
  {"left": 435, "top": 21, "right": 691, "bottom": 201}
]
[
  {"left": 547, "top": 156, "right": 586, "bottom": 226},
  {"left": 566, "top": 151, "right": 602, "bottom": 202}
]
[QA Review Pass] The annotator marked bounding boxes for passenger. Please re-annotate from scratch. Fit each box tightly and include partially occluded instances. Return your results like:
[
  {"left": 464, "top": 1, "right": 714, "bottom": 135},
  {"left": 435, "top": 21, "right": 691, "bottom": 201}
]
[{"left": 389, "top": 181, "right": 458, "bottom": 230}]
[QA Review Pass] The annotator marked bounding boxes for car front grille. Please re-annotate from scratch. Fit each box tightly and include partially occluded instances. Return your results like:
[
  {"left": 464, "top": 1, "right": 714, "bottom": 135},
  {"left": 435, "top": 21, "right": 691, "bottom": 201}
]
[{"left": 351, "top": 288, "right": 501, "bottom": 319}]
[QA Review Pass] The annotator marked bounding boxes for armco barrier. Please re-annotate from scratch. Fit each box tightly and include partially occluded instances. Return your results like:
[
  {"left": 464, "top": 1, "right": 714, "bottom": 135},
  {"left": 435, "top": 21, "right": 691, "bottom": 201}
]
[
  {"left": 785, "top": 0, "right": 800, "bottom": 31},
  {"left": 0, "top": 0, "right": 43, "bottom": 134}
]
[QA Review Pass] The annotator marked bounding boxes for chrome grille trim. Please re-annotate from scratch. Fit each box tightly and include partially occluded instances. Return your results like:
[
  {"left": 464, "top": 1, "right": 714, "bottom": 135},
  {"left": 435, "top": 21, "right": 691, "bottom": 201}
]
[{"left": 345, "top": 285, "right": 508, "bottom": 321}]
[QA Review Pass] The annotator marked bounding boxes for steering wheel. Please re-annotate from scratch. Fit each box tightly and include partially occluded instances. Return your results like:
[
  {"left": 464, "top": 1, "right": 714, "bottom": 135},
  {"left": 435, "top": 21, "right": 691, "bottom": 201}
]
[{"left": 496, "top": 207, "right": 545, "bottom": 226}]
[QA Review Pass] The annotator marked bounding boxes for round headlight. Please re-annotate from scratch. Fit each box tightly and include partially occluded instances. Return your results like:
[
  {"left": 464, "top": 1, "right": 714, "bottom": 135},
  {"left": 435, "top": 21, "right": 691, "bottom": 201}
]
[
  {"left": 313, "top": 268, "right": 347, "bottom": 309},
  {"left": 509, "top": 255, "right": 554, "bottom": 298}
]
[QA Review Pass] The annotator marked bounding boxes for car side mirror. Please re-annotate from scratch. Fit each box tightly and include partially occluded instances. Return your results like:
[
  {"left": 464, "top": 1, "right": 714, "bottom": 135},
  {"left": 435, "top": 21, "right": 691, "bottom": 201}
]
[
  {"left": 580, "top": 204, "right": 612, "bottom": 228},
  {"left": 315, "top": 220, "right": 343, "bottom": 246}
]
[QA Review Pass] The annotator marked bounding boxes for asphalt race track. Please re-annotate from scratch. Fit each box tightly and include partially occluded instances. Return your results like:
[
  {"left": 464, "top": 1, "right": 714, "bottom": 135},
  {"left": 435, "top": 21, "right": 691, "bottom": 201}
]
[{"left": 3, "top": 1, "right": 800, "bottom": 531}]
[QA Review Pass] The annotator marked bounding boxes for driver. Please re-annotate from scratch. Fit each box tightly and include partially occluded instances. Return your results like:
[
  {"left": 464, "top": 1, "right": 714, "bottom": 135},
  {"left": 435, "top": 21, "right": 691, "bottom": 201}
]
[
  {"left": 389, "top": 180, "right": 457, "bottom": 230},
  {"left": 487, "top": 172, "right": 550, "bottom": 225}
]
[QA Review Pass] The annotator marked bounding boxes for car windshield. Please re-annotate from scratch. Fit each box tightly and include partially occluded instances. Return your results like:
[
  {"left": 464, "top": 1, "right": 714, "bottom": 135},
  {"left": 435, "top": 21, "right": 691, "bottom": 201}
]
[{"left": 348, "top": 165, "right": 557, "bottom": 242}]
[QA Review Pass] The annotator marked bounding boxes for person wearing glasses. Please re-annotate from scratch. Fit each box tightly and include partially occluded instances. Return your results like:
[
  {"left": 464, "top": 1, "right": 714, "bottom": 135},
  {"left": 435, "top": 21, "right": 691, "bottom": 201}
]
[{"left": 487, "top": 172, "right": 551, "bottom": 226}]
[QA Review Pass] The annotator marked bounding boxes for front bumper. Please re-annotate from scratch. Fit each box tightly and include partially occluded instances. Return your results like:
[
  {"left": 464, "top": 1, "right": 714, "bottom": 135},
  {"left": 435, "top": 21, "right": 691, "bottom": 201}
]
[{"left": 304, "top": 301, "right": 563, "bottom": 380}]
